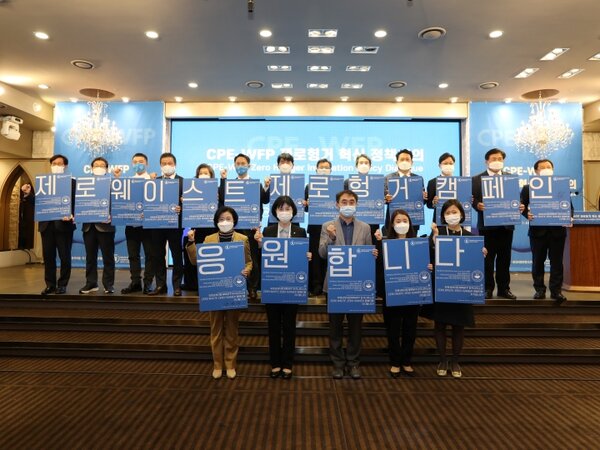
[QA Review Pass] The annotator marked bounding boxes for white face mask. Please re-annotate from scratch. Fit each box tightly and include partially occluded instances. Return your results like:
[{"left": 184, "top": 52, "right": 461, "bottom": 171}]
[
  {"left": 397, "top": 161, "right": 412, "bottom": 172},
  {"left": 393, "top": 223, "right": 410, "bottom": 236},
  {"left": 539, "top": 168, "right": 554, "bottom": 176},
  {"left": 161, "top": 165, "right": 176, "bottom": 176},
  {"left": 51, "top": 165, "right": 65, "bottom": 174},
  {"left": 217, "top": 220, "right": 234, "bottom": 233},
  {"left": 440, "top": 163, "right": 455, "bottom": 176},
  {"left": 445, "top": 213, "right": 462, "bottom": 226},
  {"left": 357, "top": 163, "right": 370, "bottom": 175},
  {"left": 277, "top": 211, "right": 293, "bottom": 223},
  {"left": 279, "top": 163, "right": 293, "bottom": 174},
  {"left": 488, "top": 161, "right": 504, "bottom": 172},
  {"left": 316, "top": 167, "right": 331, "bottom": 175},
  {"left": 92, "top": 167, "right": 107, "bottom": 176},
  {"left": 197, "top": 174, "right": 210, "bottom": 179}
]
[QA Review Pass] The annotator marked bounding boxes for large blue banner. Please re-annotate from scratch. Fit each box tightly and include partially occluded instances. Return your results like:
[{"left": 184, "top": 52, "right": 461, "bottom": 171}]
[
  {"left": 383, "top": 238, "right": 433, "bottom": 306},
  {"left": 261, "top": 238, "right": 309, "bottom": 304},
  {"left": 529, "top": 176, "right": 572, "bottom": 226},
  {"left": 54, "top": 101, "right": 164, "bottom": 267},
  {"left": 434, "top": 236, "right": 485, "bottom": 304},
  {"left": 327, "top": 245, "right": 376, "bottom": 313},
  {"left": 223, "top": 179, "right": 261, "bottom": 228},
  {"left": 347, "top": 174, "right": 385, "bottom": 225},
  {"left": 268, "top": 174, "right": 305, "bottom": 222},
  {"left": 481, "top": 175, "right": 521, "bottom": 226},
  {"left": 182, "top": 178, "right": 219, "bottom": 228},
  {"left": 308, "top": 175, "right": 345, "bottom": 225},
  {"left": 74, "top": 176, "right": 111, "bottom": 223},
  {"left": 143, "top": 179, "right": 180, "bottom": 229},
  {"left": 110, "top": 178, "right": 144, "bottom": 227},
  {"left": 34, "top": 174, "right": 72, "bottom": 221},
  {"left": 198, "top": 242, "right": 248, "bottom": 312},
  {"left": 387, "top": 176, "right": 425, "bottom": 225},
  {"left": 435, "top": 176, "right": 472, "bottom": 225}
]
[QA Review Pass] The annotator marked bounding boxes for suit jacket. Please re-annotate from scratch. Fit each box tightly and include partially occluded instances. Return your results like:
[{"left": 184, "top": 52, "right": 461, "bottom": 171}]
[
  {"left": 262, "top": 223, "right": 307, "bottom": 239},
  {"left": 520, "top": 184, "right": 572, "bottom": 238},
  {"left": 157, "top": 174, "right": 184, "bottom": 229},
  {"left": 472, "top": 170, "right": 514, "bottom": 231},
  {"left": 186, "top": 231, "right": 253, "bottom": 274},
  {"left": 318, "top": 217, "right": 373, "bottom": 292},
  {"left": 38, "top": 178, "right": 77, "bottom": 233}
]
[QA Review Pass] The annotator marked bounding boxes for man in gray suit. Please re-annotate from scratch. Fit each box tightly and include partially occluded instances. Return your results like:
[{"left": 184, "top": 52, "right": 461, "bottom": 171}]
[{"left": 319, "top": 190, "right": 377, "bottom": 379}]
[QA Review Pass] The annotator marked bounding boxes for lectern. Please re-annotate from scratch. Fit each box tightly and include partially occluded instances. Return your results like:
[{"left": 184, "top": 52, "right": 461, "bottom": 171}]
[{"left": 564, "top": 212, "right": 600, "bottom": 291}]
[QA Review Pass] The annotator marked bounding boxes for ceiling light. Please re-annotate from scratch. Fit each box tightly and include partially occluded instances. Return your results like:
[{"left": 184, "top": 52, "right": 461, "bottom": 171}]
[
  {"left": 284, "top": 96, "right": 293, "bottom": 102},
  {"left": 558, "top": 98, "right": 567, "bottom": 104},
  {"left": 438, "top": 83, "right": 448, "bottom": 89},
  {"left": 504, "top": 98, "right": 512, "bottom": 103},
  {"left": 145, "top": 31, "right": 159, "bottom": 39},
  {"left": 32, "top": 103, "right": 42, "bottom": 112},
  {"left": 228, "top": 96, "right": 237, "bottom": 102},
  {"left": 558, "top": 68, "right": 584, "bottom": 79},
  {"left": 271, "top": 83, "right": 293, "bottom": 89},
  {"left": 374, "top": 30, "right": 387, "bottom": 38},
  {"left": 68, "top": 100, "right": 123, "bottom": 156},
  {"left": 307, "top": 65, "right": 331, "bottom": 72},
  {"left": 264, "top": 45, "right": 290, "bottom": 54},
  {"left": 38, "top": 84, "right": 49, "bottom": 90},
  {"left": 488, "top": 30, "right": 503, "bottom": 39},
  {"left": 388, "top": 81, "right": 407, "bottom": 89},
  {"left": 588, "top": 52, "right": 600, "bottom": 61},
  {"left": 341, "top": 83, "right": 363, "bottom": 89},
  {"left": 308, "top": 29, "right": 338, "bottom": 38},
  {"left": 346, "top": 65, "right": 371, "bottom": 72},
  {"left": 174, "top": 96, "right": 183, "bottom": 102},
  {"left": 395, "top": 96, "right": 404, "bottom": 102},
  {"left": 515, "top": 68, "right": 539, "bottom": 78},
  {"left": 307, "top": 83, "right": 328, "bottom": 89},
  {"left": 188, "top": 82, "right": 198, "bottom": 88},
  {"left": 121, "top": 97, "right": 130, "bottom": 103},
  {"left": 340, "top": 96, "right": 349, "bottom": 102},
  {"left": 308, "top": 46, "right": 334, "bottom": 54},
  {"left": 34, "top": 31, "right": 49, "bottom": 40},
  {"left": 479, "top": 81, "right": 500, "bottom": 90},
  {"left": 71, "top": 60, "right": 95, "bottom": 70},
  {"left": 69, "top": 97, "right": 78, "bottom": 103},
  {"left": 417, "top": 27, "right": 447, "bottom": 40},
  {"left": 51, "top": 126, "right": 56, "bottom": 133},
  {"left": 0, "top": 86, "right": 5, "bottom": 96},
  {"left": 267, "top": 65, "right": 291, "bottom": 71},
  {"left": 246, "top": 80, "right": 264, "bottom": 88},
  {"left": 540, "top": 48, "right": 569, "bottom": 61},
  {"left": 259, "top": 29, "right": 272, "bottom": 38},
  {"left": 449, "top": 97, "right": 458, "bottom": 103},
  {"left": 351, "top": 46, "right": 379, "bottom": 54}
]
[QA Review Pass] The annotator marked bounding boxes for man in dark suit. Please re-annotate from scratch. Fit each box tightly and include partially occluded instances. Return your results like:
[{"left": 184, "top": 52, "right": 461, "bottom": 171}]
[
  {"left": 80, "top": 157, "right": 116, "bottom": 294},
  {"left": 426, "top": 152, "right": 457, "bottom": 223},
  {"left": 149, "top": 153, "right": 184, "bottom": 296},
  {"left": 520, "top": 159, "right": 571, "bottom": 303},
  {"left": 39, "top": 154, "right": 76, "bottom": 295},
  {"left": 472, "top": 148, "right": 516, "bottom": 299}
]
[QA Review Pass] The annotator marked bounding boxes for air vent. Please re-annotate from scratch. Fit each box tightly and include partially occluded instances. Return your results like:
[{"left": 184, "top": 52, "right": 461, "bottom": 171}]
[
  {"left": 245, "top": 81, "right": 264, "bottom": 89},
  {"left": 71, "top": 60, "right": 95, "bottom": 70},
  {"left": 418, "top": 27, "right": 447, "bottom": 40},
  {"left": 388, "top": 81, "right": 407, "bottom": 89},
  {"left": 479, "top": 82, "right": 499, "bottom": 90}
]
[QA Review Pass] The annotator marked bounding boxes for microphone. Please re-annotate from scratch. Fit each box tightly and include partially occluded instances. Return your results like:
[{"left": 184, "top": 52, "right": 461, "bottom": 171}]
[{"left": 571, "top": 190, "right": 599, "bottom": 211}]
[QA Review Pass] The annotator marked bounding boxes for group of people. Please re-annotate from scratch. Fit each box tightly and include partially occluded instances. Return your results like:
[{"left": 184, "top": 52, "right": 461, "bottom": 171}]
[{"left": 37, "top": 148, "right": 571, "bottom": 379}]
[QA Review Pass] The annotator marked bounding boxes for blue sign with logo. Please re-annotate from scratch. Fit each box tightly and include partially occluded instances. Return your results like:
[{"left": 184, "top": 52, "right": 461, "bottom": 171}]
[
  {"left": 435, "top": 176, "right": 472, "bottom": 225},
  {"left": 347, "top": 174, "right": 385, "bottom": 225},
  {"left": 223, "top": 179, "right": 261, "bottom": 228},
  {"left": 34, "top": 174, "right": 72, "bottom": 221},
  {"left": 308, "top": 175, "right": 345, "bottom": 225},
  {"left": 261, "top": 238, "right": 309, "bottom": 304},
  {"left": 143, "top": 179, "right": 180, "bottom": 229},
  {"left": 74, "top": 176, "right": 111, "bottom": 223},
  {"left": 110, "top": 178, "right": 144, "bottom": 226},
  {"left": 528, "top": 176, "right": 572, "bottom": 226},
  {"left": 182, "top": 178, "right": 219, "bottom": 228},
  {"left": 387, "top": 176, "right": 425, "bottom": 225},
  {"left": 481, "top": 175, "right": 521, "bottom": 226}
]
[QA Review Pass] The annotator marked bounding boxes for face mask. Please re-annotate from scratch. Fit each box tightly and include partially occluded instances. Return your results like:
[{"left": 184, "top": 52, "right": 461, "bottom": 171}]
[
  {"left": 445, "top": 213, "right": 461, "bottom": 226},
  {"left": 357, "top": 163, "right": 370, "bottom": 175},
  {"left": 277, "top": 211, "right": 293, "bottom": 223},
  {"left": 316, "top": 167, "right": 331, "bottom": 175},
  {"left": 133, "top": 163, "right": 146, "bottom": 174},
  {"left": 539, "top": 168, "right": 554, "bottom": 176},
  {"left": 393, "top": 223, "right": 410, "bottom": 235},
  {"left": 217, "top": 220, "right": 234, "bottom": 233},
  {"left": 397, "top": 161, "right": 412, "bottom": 172},
  {"left": 197, "top": 174, "right": 210, "bottom": 179},
  {"left": 51, "top": 165, "right": 65, "bottom": 174},
  {"left": 161, "top": 165, "right": 175, "bottom": 176},
  {"left": 440, "top": 164, "right": 455, "bottom": 176},
  {"left": 488, "top": 161, "right": 504, "bottom": 172},
  {"left": 92, "top": 167, "right": 107, "bottom": 176},
  {"left": 279, "top": 163, "right": 292, "bottom": 174},
  {"left": 235, "top": 166, "right": 249, "bottom": 176},
  {"left": 340, "top": 205, "right": 356, "bottom": 218}
]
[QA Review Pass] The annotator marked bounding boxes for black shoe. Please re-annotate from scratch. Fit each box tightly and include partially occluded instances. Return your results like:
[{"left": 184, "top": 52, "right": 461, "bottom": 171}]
[
  {"left": 173, "top": 288, "right": 182, "bottom": 297},
  {"left": 55, "top": 287, "right": 67, "bottom": 295},
  {"left": 41, "top": 286, "right": 55, "bottom": 295},
  {"left": 79, "top": 284, "right": 99, "bottom": 294},
  {"left": 551, "top": 292, "right": 567, "bottom": 304},
  {"left": 533, "top": 289, "right": 546, "bottom": 300},
  {"left": 332, "top": 368, "right": 344, "bottom": 379},
  {"left": 281, "top": 370, "right": 293, "bottom": 380},
  {"left": 485, "top": 289, "right": 493, "bottom": 299},
  {"left": 348, "top": 366, "right": 361, "bottom": 380},
  {"left": 104, "top": 286, "right": 115, "bottom": 294},
  {"left": 248, "top": 289, "right": 257, "bottom": 302},
  {"left": 389, "top": 367, "right": 401, "bottom": 378},
  {"left": 270, "top": 369, "right": 281, "bottom": 379},
  {"left": 143, "top": 286, "right": 153, "bottom": 295},
  {"left": 147, "top": 286, "right": 167, "bottom": 296},
  {"left": 121, "top": 283, "right": 142, "bottom": 294},
  {"left": 497, "top": 290, "right": 517, "bottom": 300}
]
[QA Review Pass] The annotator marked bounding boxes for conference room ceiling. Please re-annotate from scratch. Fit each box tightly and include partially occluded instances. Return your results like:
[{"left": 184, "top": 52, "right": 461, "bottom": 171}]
[{"left": 1, "top": 0, "right": 600, "bottom": 105}]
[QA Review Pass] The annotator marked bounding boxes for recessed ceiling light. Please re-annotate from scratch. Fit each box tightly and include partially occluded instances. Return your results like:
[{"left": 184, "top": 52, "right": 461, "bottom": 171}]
[
  {"left": 121, "top": 97, "right": 130, "bottom": 103},
  {"left": 228, "top": 96, "right": 237, "bottom": 102},
  {"left": 438, "top": 83, "right": 449, "bottom": 89},
  {"left": 388, "top": 81, "right": 407, "bottom": 89},
  {"left": 588, "top": 52, "right": 600, "bottom": 61},
  {"left": 395, "top": 96, "right": 404, "bottom": 102},
  {"left": 145, "top": 31, "right": 159, "bottom": 39},
  {"left": 284, "top": 96, "right": 293, "bottom": 102},
  {"left": 515, "top": 68, "right": 539, "bottom": 78},
  {"left": 69, "top": 97, "right": 78, "bottom": 103},
  {"left": 246, "top": 80, "right": 264, "bottom": 88},
  {"left": 174, "top": 96, "right": 183, "bottom": 102},
  {"left": 34, "top": 31, "right": 49, "bottom": 40},
  {"left": 341, "top": 83, "right": 363, "bottom": 89},
  {"left": 351, "top": 46, "right": 379, "bottom": 54},
  {"left": 271, "top": 83, "right": 293, "bottom": 89},
  {"left": 267, "top": 65, "right": 292, "bottom": 71},
  {"left": 479, "top": 81, "right": 500, "bottom": 89},
  {"left": 340, "top": 96, "right": 349, "bottom": 102},
  {"left": 504, "top": 98, "right": 512, "bottom": 103},
  {"left": 264, "top": 45, "right": 290, "bottom": 54},
  {"left": 558, "top": 68, "right": 584, "bottom": 79},
  {"left": 71, "top": 60, "right": 95, "bottom": 70},
  {"left": 449, "top": 97, "right": 458, "bottom": 103},
  {"left": 308, "top": 46, "right": 334, "bottom": 54},
  {"left": 308, "top": 29, "right": 338, "bottom": 38},
  {"left": 488, "top": 30, "right": 503, "bottom": 39},
  {"left": 307, "top": 83, "right": 328, "bottom": 89},
  {"left": 558, "top": 98, "right": 567, "bottom": 104},
  {"left": 307, "top": 65, "right": 331, "bottom": 72},
  {"left": 188, "top": 82, "right": 198, "bottom": 88},
  {"left": 346, "top": 65, "right": 371, "bottom": 72},
  {"left": 38, "top": 84, "right": 49, "bottom": 90},
  {"left": 417, "top": 27, "right": 447, "bottom": 40},
  {"left": 259, "top": 29, "right": 272, "bottom": 38},
  {"left": 374, "top": 30, "right": 387, "bottom": 38},
  {"left": 540, "top": 48, "right": 569, "bottom": 61}
]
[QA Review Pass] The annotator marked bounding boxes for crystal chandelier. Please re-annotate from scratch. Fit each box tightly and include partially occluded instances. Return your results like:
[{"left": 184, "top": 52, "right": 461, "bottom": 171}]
[
  {"left": 68, "top": 99, "right": 123, "bottom": 157},
  {"left": 513, "top": 97, "right": 574, "bottom": 158}
]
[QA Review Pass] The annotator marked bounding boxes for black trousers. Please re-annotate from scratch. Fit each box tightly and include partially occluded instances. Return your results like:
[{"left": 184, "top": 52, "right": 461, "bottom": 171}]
[
  {"left": 481, "top": 228, "right": 513, "bottom": 292},
  {"left": 329, "top": 313, "right": 363, "bottom": 369},
  {"left": 125, "top": 226, "right": 154, "bottom": 287},
  {"left": 265, "top": 304, "right": 299, "bottom": 369},
  {"left": 152, "top": 228, "right": 184, "bottom": 290},
  {"left": 382, "top": 304, "right": 420, "bottom": 366},
  {"left": 83, "top": 227, "right": 115, "bottom": 288},
  {"left": 238, "top": 228, "right": 260, "bottom": 291},
  {"left": 41, "top": 225, "right": 73, "bottom": 288},
  {"left": 307, "top": 224, "right": 325, "bottom": 293},
  {"left": 530, "top": 233, "right": 566, "bottom": 293},
  {"left": 182, "top": 228, "right": 215, "bottom": 290}
]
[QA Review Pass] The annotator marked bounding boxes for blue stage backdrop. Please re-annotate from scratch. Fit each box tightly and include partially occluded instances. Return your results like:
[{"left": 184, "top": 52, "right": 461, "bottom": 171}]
[
  {"left": 469, "top": 102, "right": 583, "bottom": 271},
  {"left": 171, "top": 119, "right": 462, "bottom": 230},
  {"left": 54, "top": 101, "right": 165, "bottom": 268}
]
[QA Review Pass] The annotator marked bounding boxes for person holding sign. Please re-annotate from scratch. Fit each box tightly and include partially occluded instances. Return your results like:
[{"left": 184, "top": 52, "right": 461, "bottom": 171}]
[
  {"left": 426, "top": 152, "right": 456, "bottom": 219},
  {"left": 319, "top": 190, "right": 378, "bottom": 380},
  {"left": 472, "top": 148, "right": 516, "bottom": 300},
  {"left": 254, "top": 195, "right": 311, "bottom": 379},
  {"left": 187, "top": 206, "right": 252, "bottom": 380},
  {"left": 374, "top": 209, "right": 421, "bottom": 377},
  {"left": 520, "top": 159, "right": 572, "bottom": 303},
  {"left": 423, "top": 199, "right": 487, "bottom": 378}
]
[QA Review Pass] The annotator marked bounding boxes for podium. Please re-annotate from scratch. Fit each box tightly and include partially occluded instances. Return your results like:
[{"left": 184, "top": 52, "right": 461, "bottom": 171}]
[{"left": 564, "top": 213, "right": 600, "bottom": 291}]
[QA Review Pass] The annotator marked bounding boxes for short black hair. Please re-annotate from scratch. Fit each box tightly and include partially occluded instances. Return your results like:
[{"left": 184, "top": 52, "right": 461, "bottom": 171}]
[
  {"left": 534, "top": 159, "right": 554, "bottom": 170},
  {"left": 50, "top": 154, "right": 69, "bottom": 165},
  {"left": 277, "top": 152, "right": 294, "bottom": 165},
  {"left": 396, "top": 149, "right": 413, "bottom": 160},
  {"left": 485, "top": 148, "right": 506, "bottom": 160},
  {"left": 316, "top": 158, "right": 332, "bottom": 168},
  {"left": 132, "top": 152, "right": 148, "bottom": 162},
  {"left": 440, "top": 199, "right": 465, "bottom": 224},
  {"left": 195, "top": 163, "right": 215, "bottom": 178},
  {"left": 91, "top": 157, "right": 109, "bottom": 168},
  {"left": 160, "top": 153, "right": 177, "bottom": 164},
  {"left": 438, "top": 152, "right": 456, "bottom": 164},
  {"left": 213, "top": 206, "right": 239, "bottom": 228},
  {"left": 336, "top": 189, "right": 358, "bottom": 203},
  {"left": 387, "top": 209, "right": 417, "bottom": 239},
  {"left": 271, "top": 195, "right": 297, "bottom": 218},
  {"left": 355, "top": 154, "right": 372, "bottom": 166},
  {"left": 234, "top": 153, "right": 251, "bottom": 165}
]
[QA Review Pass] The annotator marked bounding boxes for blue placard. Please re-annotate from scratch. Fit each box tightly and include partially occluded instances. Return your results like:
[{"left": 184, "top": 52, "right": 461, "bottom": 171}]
[
  {"left": 435, "top": 236, "right": 485, "bottom": 304},
  {"left": 529, "top": 176, "right": 571, "bottom": 226},
  {"left": 308, "top": 175, "right": 345, "bottom": 225},
  {"left": 435, "top": 177, "right": 472, "bottom": 225},
  {"left": 387, "top": 176, "right": 425, "bottom": 225},
  {"left": 481, "top": 175, "right": 521, "bottom": 226},
  {"left": 383, "top": 238, "right": 433, "bottom": 306},
  {"left": 573, "top": 211, "right": 600, "bottom": 225},
  {"left": 74, "top": 176, "right": 111, "bottom": 223},
  {"left": 143, "top": 179, "right": 180, "bottom": 229},
  {"left": 268, "top": 174, "right": 305, "bottom": 222},
  {"left": 224, "top": 179, "right": 261, "bottom": 228},
  {"left": 182, "top": 178, "right": 219, "bottom": 228},
  {"left": 327, "top": 245, "right": 376, "bottom": 313},
  {"left": 110, "top": 178, "right": 144, "bottom": 226},
  {"left": 347, "top": 175, "right": 385, "bottom": 224},
  {"left": 34, "top": 174, "right": 72, "bottom": 221},
  {"left": 198, "top": 242, "right": 248, "bottom": 311},
  {"left": 261, "top": 238, "right": 309, "bottom": 304}
]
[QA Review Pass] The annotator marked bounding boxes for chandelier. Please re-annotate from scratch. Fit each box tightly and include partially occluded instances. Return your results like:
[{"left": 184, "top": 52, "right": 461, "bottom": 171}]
[
  {"left": 68, "top": 100, "right": 123, "bottom": 157},
  {"left": 513, "top": 97, "right": 574, "bottom": 158}
]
